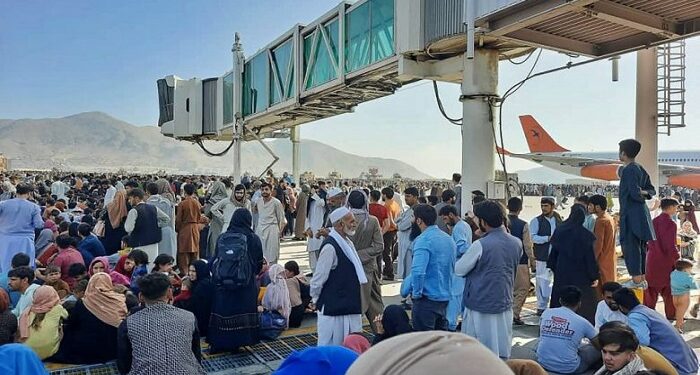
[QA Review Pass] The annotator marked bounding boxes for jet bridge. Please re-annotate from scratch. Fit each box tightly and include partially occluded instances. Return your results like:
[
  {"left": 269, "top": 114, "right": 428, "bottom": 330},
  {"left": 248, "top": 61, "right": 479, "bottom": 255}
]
[{"left": 156, "top": 0, "right": 700, "bottom": 211}]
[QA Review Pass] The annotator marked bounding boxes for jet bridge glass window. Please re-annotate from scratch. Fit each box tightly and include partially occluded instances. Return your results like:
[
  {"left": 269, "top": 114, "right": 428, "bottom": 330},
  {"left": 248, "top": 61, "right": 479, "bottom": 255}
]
[
  {"left": 223, "top": 72, "right": 234, "bottom": 125},
  {"left": 243, "top": 52, "right": 269, "bottom": 116},
  {"left": 345, "top": 0, "right": 395, "bottom": 73},
  {"left": 303, "top": 18, "right": 340, "bottom": 90},
  {"left": 270, "top": 38, "right": 295, "bottom": 105}
]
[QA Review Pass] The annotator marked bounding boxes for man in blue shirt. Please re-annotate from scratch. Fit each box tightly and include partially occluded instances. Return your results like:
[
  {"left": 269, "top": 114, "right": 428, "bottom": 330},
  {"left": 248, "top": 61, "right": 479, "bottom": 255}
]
[
  {"left": 536, "top": 286, "right": 600, "bottom": 374},
  {"left": 613, "top": 287, "right": 698, "bottom": 375},
  {"left": 402, "top": 204, "right": 455, "bottom": 331},
  {"left": 77, "top": 222, "right": 105, "bottom": 265},
  {"left": 439, "top": 204, "right": 472, "bottom": 332}
]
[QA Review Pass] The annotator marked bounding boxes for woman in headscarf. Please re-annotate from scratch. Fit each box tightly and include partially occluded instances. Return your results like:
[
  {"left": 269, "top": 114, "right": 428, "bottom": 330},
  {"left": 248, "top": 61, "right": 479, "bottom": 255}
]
[
  {"left": 372, "top": 304, "right": 412, "bottom": 345},
  {"left": 548, "top": 204, "right": 600, "bottom": 324},
  {"left": 19, "top": 285, "right": 68, "bottom": 359},
  {"left": 205, "top": 180, "right": 237, "bottom": 258},
  {"left": 0, "top": 289, "right": 17, "bottom": 345},
  {"left": 174, "top": 259, "right": 215, "bottom": 336},
  {"left": 99, "top": 189, "right": 128, "bottom": 254},
  {"left": 0, "top": 343, "right": 48, "bottom": 375},
  {"left": 114, "top": 254, "right": 135, "bottom": 279},
  {"left": 293, "top": 184, "right": 310, "bottom": 240},
  {"left": 348, "top": 331, "right": 513, "bottom": 375},
  {"left": 53, "top": 272, "right": 127, "bottom": 364},
  {"left": 683, "top": 200, "right": 699, "bottom": 233},
  {"left": 88, "top": 256, "right": 131, "bottom": 286},
  {"left": 156, "top": 178, "right": 176, "bottom": 204},
  {"left": 342, "top": 333, "right": 371, "bottom": 354},
  {"left": 262, "top": 263, "right": 292, "bottom": 327},
  {"left": 207, "top": 208, "right": 264, "bottom": 353},
  {"left": 34, "top": 228, "right": 55, "bottom": 258}
]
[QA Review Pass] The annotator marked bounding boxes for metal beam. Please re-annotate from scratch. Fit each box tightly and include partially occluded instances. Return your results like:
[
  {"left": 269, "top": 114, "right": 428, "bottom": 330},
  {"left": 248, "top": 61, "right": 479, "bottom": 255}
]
[
  {"left": 506, "top": 28, "right": 599, "bottom": 56},
  {"left": 598, "top": 32, "right": 665, "bottom": 55},
  {"left": 483, "top": 0, "right": 599, "bottom": 37},
  {"left": 584, "top": 0, "right": 679, "bottom": 37}
]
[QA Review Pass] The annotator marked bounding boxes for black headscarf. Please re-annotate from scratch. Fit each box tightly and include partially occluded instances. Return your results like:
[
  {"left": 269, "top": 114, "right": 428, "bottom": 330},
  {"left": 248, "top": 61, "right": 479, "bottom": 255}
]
[
  {"left": 191, "top": 259, "right": 211, "bottom": 286},
  {"left": 227, "top": 208, "right": 253, "bottom": 234},
  {"left": 177, "top": 259, "right": 214, "bottom": 336},
  {"left": 374, "top": 304, "right": 412, "bottom": 345}
]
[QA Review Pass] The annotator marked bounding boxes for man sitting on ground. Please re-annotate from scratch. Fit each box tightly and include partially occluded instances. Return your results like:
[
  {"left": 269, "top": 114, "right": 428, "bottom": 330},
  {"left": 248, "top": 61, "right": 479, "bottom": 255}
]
[
  {"left": 8, "top": 266, "right": 40, "bottom": 317},
  {"left": 595, "top": 282, "right": 627, "bottom": 329},
  {"left": 117, "top": 273, "right": 204, "bottom": 375},
  {"left": 593, "top": 325, "right": 646, "bottom": 375},
  {"left": 613, "top": 287, "right": 698, "bottom": 375},
  {"left": 537, "top": 286, "right": 600, "bottom": 374}
]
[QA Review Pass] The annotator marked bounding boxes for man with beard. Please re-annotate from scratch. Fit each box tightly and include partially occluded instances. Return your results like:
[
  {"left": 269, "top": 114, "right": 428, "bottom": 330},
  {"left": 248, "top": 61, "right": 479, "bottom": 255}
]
[
  {"left": 402, "top": 204, "right": 455, "bottom": 331},
  {"left": 439, "top": 204, "right": 472, "bottom": 331},
  {"left": 310, "top": 207, "right": 367, "bottom": 345},
  {"left": 595, "top": 282, "right": 627, "bottom": 329},
  {"left": 530, "top": 197, "right": 562, "bottom": 315},
  {"left": 395, "top": 187, "right": 419, "bottom": 280},
  {"left": 253, "top": 182, "right": 286, "bottom": 264},
  {"left": 346, "top": 190, "right": 384, "bottom": 331},
  {"left": 315, "top": 187, "right": 345, "bottom": 239}
]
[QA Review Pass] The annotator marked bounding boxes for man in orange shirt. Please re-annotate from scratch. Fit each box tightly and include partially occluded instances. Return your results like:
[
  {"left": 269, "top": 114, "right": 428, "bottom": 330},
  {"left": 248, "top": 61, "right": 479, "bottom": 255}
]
[
  {"left": 381, "top": 187, "right": 400, "bottom": 281},
  {"left": 590, "top": 194, "right": 617, "bottom": 298}
]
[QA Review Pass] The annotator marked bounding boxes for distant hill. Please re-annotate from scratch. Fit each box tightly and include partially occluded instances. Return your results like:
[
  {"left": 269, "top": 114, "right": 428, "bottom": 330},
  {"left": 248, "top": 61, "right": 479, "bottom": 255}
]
[{"left": 0, "top": 112, "right": 431, "bottom": 179}]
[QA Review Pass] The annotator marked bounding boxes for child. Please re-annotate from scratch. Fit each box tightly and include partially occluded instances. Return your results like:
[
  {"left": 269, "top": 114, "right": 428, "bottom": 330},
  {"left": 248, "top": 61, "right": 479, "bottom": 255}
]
[
  {"left": 62, "top": 279, "right": 88, "bottom": 312},
  {"left": 127, "top": 250, "right": 149, "bottom": 295},
  {"left": 67, "top": 263, "right": 88, "bottom": 290},
  {"left": 679, "top": 221, "right": 697, "bottom": 260},
  {"left": 671, "top": 259, "right": 697, "bottom": 332},
  {"left": 283, "top": 261, "right": 310, "bottom": 328},
  {"left": 151, "top": 254, "right": 181, "bottom": 293},
  {"left": 43, "top": 265, "right": 70, "bottom": 300}
]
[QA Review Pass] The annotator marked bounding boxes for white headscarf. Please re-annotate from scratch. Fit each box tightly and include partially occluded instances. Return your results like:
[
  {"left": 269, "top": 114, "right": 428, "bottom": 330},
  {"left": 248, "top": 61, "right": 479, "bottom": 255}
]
[{"left": 263, "top": 264, "right": 292, "bottom": 327}]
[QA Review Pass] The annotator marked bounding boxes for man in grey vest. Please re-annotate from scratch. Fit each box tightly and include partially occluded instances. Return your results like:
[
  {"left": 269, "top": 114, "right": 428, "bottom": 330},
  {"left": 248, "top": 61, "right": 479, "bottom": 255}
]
[
  {"left": 456, "top": 200, "right": 521, "bottom": 359},
  {"left": 117, "top": 273, "right": 204, "bottom": 375},
  {"left": 529, "top": 197, "right": 562, "bottom": 315}
]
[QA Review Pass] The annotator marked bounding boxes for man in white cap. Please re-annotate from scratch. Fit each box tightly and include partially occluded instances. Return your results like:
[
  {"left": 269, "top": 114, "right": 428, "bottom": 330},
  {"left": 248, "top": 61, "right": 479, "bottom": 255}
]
[
  {"left": 315, "top": 186, "right": 345, "bottom": 239},
  {"left": 304, "top": 184, "right": 326, "bottom": 272},
  {"left": 310, "top": 206, "right": 367, "bottom": 346}
]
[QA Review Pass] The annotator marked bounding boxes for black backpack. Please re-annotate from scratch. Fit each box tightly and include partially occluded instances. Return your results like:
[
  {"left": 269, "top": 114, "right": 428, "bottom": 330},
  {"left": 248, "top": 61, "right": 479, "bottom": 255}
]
[{"left": 211, "top": 232, "right": 252, "bottom": 289}]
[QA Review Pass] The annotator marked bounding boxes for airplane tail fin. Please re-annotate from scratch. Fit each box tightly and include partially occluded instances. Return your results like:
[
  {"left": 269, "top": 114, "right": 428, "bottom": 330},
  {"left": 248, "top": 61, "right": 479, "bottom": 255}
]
[{"left": 519, "top": 115, "right": 569, "bottom": 153}]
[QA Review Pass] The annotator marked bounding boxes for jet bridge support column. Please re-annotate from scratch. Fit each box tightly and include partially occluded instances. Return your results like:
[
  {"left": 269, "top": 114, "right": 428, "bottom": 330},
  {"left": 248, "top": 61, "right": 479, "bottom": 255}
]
[
  {"left": 460, "top": 49, "right": 498, "bottom": 215},
  {"left": 635, "top": 48, "right": 659, "bottom": 189},
  {"left": 291, "top": 126, "right": 301, "bottom": 182},
  {"left": 231, "top": 33, "right": 245, "bottom": 183}
]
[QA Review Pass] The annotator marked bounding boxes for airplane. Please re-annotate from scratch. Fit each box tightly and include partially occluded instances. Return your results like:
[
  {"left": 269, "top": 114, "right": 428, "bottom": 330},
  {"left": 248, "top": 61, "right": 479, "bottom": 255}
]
[{"left": 500, "top": 115, "right": 700, "bottom": 189}]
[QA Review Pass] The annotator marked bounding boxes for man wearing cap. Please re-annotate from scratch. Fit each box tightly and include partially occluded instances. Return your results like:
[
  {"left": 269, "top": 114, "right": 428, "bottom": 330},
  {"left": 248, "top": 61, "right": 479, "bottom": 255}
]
[
  {"left": 315, "top": 187, "right": 345, "bottom": 239},
  {"left": 310, "top": 207, "right": 367, "bottom": 345},
  {"left": 530, "top": 197, "right": 562, "bottom": 315},
  {"left": 253, "top": 182, "right": 286, "bottom": 264}
]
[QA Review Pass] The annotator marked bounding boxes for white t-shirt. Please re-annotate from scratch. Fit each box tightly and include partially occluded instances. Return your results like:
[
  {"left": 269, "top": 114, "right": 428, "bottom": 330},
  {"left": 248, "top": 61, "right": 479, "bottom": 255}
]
[{"left": 594, "top": 300, "right": 628, "bottom": 329}]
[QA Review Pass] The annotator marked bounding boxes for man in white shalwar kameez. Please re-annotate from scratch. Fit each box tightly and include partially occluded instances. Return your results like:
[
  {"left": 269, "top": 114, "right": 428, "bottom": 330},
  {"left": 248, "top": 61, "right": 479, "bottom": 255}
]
[
  {"left": 253, "top": 183, "right": 286, "bottom": 264},
  {"left": 455, "top": 200, "right": 522, "bottom": 359},
  {"left": 304, "top": 187, "right": 326, "bottom": 271},
  {"left": 311, "top": 207, "right": 367, "bottom": 346}
]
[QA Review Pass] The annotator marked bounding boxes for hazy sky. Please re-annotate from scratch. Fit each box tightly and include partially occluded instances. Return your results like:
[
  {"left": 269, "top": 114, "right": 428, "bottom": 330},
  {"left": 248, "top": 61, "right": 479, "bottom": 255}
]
[{"left": 2, "top": 0, "right": 700, "bottom": 178}]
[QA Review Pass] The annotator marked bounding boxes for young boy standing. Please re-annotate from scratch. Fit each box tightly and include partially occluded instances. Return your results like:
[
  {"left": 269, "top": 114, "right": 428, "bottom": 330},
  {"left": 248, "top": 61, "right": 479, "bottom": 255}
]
[
  {"left": 645, "top": 198, "right": 680, "bottom": 319},
  {"left": 617, "top": 139, "right": 656, "bottom": 288}
]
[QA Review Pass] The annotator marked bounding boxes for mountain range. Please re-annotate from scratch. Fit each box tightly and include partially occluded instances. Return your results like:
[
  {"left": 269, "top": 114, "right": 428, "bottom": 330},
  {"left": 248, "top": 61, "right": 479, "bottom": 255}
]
[{"left": 0, "top": 112, "right": 432, "bottom": 179}]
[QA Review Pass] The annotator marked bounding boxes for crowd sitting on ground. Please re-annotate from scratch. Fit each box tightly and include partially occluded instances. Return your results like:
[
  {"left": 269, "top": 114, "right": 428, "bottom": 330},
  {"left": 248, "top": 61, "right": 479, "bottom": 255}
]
[{"left": 0, "top": 146, "right": 699, "bottom": 375}]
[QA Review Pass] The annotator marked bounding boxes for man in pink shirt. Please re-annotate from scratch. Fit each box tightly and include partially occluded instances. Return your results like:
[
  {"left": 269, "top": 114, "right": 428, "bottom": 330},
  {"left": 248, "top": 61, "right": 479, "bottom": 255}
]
[{"left": 50, "top": 234, "right": 85, "bottom": 288}]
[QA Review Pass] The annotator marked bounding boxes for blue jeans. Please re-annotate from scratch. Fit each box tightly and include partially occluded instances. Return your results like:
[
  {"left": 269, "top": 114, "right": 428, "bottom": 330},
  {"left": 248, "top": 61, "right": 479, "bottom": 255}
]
[{"left": 412, "top": 297, "right": 448, "bottom": 331}]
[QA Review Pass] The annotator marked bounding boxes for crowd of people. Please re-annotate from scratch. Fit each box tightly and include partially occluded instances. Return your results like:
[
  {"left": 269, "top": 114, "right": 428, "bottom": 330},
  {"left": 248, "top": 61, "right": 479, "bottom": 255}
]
[{"left": 0, "top": 140, "right": 698, "bottom": 375}]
